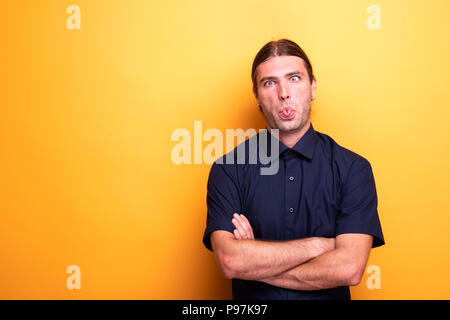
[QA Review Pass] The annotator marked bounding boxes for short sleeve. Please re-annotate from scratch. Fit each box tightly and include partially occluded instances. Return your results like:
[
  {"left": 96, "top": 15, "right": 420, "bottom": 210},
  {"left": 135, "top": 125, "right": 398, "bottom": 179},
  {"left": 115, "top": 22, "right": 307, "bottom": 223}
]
[
  {"left": 336, "top": 158, "right": 385, "bottom": 248},
  {"left": 202, "top": 161, "right": 243, "bottom": 251}
]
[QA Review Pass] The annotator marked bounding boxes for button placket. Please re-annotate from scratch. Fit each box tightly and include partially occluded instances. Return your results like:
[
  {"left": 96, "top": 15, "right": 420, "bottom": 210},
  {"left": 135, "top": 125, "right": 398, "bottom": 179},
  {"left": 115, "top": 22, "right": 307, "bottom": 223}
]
[{"left": 285, "top": 155, "right": 299, "bottom": 243}]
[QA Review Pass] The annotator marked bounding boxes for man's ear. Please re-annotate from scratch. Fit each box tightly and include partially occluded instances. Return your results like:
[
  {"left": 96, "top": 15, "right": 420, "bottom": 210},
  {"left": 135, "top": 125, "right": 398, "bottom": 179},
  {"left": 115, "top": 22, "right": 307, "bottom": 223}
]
[
  {"left": 311, "top": 76, "right": 317, "bottom": 100},
  {"left": 253, "top": 87, "right": 263, "bottom": 112}
]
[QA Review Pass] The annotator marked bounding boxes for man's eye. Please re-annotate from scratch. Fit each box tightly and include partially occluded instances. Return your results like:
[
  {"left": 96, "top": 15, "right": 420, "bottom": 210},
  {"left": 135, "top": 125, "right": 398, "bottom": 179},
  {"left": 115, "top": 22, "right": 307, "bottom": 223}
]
[
  {"left": 291, "top": 76, "right": 300, "bottom": 82},
  {"left": 264, "top": 80, "right": 274, "bottom": 86}
]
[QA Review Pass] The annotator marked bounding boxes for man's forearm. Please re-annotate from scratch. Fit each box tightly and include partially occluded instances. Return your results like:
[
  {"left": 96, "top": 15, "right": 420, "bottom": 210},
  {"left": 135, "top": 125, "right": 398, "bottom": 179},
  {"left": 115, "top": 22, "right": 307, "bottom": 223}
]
[
  {"left": 260, "top": 247, "right": 360, "bottom": 290},
  {"left": 227, "top": 215, "right": 372, "bottom": 289},
  {"left": 222, "top": 237, "right": 332, "bottom": 281}
]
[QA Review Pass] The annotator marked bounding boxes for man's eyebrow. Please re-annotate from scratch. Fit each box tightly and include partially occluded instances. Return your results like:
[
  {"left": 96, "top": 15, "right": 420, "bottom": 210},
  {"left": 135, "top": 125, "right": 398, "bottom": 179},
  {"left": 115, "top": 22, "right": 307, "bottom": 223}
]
[
  {"left": 285, "top": 71, "right": 304, "bottom": 77},
  {"left": 259, "top": 71, "right": 304, "bottom": 83}
]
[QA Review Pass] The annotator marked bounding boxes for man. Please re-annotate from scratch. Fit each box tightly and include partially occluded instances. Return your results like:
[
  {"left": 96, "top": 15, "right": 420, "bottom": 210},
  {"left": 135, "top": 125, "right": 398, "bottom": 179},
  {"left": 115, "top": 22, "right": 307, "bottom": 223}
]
[{"left": 202, "top": 39, "right": 385, "bottom": 300}]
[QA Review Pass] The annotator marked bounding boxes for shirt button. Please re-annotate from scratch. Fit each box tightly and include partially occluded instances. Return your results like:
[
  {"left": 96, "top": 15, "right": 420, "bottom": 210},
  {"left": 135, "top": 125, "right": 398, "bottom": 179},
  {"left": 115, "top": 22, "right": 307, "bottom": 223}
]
[
  {"left": 289, "top": 208, "right": 294, "bottom": 213},
  {"left": 289, "top": 176, "right": 294, "bottom": 181}
]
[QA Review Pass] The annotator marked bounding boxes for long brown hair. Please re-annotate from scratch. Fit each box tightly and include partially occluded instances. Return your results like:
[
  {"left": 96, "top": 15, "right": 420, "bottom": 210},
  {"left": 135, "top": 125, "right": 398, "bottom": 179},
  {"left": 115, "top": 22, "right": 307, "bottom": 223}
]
[{"left": 251, "top": 39, "right": 314, "bottom": 96}]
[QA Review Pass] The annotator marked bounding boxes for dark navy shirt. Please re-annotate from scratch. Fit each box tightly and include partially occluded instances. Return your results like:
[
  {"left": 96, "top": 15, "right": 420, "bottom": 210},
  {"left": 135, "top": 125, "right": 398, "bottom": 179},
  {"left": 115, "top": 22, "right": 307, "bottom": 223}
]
[{"left": 202, "top": 122, "right": 385, "bottom": 300}]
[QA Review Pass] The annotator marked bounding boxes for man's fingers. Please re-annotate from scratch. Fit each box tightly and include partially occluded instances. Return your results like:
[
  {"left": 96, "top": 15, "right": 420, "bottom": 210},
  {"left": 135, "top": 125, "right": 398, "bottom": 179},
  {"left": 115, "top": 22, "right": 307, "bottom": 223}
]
[
  {"left": 232, "top": 216, "right": 248, "bottom": 239},
  {"left": 239, "top": 214, "right": 254, "bottom": 238},
  {"left": 232, "top": 213, "right": 252, "bottom": 239},
  {"left": 232, "top": 213, "right": 254, "bottom": 240},
  {"left": 236, "top": 214, "right": 253, "bottom": 239},
  {"left": 235, "top": 214, "right": 251, "bottom": 239},
  {"left": 231, "top": 213, "right": 255, "bottom": 240},
  {"left": 233, "top": 228, "right": 242, "bottom": 240}
]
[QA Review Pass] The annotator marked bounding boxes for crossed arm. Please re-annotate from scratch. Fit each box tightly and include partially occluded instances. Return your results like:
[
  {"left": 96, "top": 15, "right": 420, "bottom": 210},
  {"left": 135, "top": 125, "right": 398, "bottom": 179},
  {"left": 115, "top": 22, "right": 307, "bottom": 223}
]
[{"left": 210, "top": 214, "right": 373, "bottom": 290}]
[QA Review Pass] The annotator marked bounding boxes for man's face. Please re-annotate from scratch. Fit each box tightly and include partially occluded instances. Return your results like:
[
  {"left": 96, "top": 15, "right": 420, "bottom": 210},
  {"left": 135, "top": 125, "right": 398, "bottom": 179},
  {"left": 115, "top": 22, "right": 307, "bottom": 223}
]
[{"left": 253, "top": 55, "right": 316, "bottom": 134}]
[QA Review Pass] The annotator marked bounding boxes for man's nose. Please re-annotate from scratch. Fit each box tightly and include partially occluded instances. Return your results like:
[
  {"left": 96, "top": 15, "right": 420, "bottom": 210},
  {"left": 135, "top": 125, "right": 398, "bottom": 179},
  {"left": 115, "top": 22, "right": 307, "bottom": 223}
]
[{"left": 278, "top": 82, "right": 290, "bottom": 100}]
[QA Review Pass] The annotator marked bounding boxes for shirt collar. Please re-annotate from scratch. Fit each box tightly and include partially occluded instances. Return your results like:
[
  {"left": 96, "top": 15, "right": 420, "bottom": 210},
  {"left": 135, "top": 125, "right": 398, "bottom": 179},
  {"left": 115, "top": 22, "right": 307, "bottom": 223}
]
[{"left": 266, "top": 122, "right": 318, "bottom": 160}]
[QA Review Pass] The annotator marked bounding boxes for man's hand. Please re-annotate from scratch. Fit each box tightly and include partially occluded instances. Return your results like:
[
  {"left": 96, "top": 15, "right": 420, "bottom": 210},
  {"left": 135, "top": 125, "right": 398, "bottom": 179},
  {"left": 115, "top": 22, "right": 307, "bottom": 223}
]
[
  {"left": 232, "top": 213, "right": 254, "bottom": 240},
  {"left": 260, "top": 233, "right": 373, "bottom": 290},
  {"left": 231, "top": 213, "right": 335, "bottom": 254},
  {"left": 230, "top": 213, "right": 370, "bottom": 289},
  {"left": 210, "top": 213, "right": 336, "bottom": 281}
]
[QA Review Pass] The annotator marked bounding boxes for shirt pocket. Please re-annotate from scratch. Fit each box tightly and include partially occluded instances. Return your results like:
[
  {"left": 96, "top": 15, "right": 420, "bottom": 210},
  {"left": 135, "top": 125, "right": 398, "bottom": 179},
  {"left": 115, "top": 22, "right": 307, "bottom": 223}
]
[{"left": 308, "top": 189, "right": 339, "bottom": 238}]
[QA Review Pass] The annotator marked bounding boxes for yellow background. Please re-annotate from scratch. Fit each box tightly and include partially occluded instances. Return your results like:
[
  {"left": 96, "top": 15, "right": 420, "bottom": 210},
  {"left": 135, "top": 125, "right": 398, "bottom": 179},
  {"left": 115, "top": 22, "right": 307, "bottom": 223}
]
[{"left": 1, "top": 0, "right": 450, "bottom": 299}]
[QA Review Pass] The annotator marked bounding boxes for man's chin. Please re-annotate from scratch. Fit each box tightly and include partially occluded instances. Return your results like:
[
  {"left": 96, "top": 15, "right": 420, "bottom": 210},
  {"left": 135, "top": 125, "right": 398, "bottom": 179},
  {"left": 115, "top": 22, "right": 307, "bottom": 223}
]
[
  {"left": 276, "top": 121, "right": 303, "bottom": 134},
  {"left": 266, "top": 116, "right": 306, "bottom": 134}
]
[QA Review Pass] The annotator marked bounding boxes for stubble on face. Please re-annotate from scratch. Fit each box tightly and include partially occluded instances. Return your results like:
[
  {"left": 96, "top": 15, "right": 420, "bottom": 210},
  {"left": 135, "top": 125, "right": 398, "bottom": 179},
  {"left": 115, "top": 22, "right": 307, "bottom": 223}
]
[{"left": 254, "top": 55, "right": 315, "bottom": 136}]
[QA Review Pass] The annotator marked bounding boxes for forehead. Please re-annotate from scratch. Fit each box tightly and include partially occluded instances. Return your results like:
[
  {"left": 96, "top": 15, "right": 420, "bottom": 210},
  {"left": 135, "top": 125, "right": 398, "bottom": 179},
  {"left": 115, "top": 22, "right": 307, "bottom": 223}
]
[{"left": 255, "top": 55, "right": 307, "bottom": 80}]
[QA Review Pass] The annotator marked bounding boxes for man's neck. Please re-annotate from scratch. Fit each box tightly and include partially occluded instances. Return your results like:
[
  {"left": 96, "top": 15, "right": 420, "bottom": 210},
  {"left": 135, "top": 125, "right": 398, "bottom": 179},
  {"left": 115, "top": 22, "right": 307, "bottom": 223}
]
[{"left": 268, "top": 120, "right": 311, "bottom": 149}]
